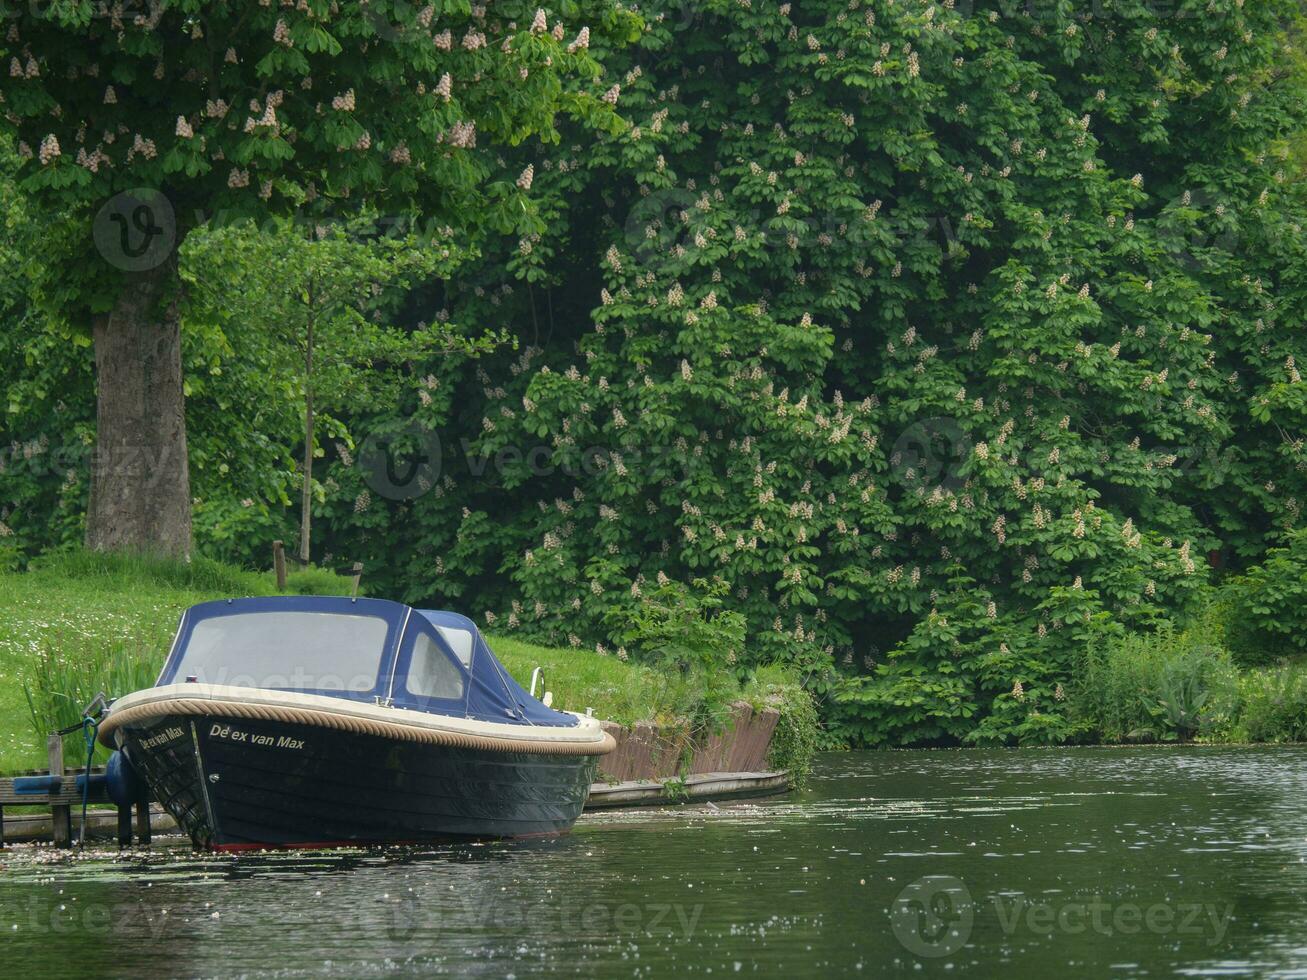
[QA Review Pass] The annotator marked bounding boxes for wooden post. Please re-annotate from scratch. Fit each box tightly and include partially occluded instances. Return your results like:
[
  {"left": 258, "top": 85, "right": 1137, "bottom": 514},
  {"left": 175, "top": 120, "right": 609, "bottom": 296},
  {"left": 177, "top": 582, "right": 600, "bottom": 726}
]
[
  {"left": 117, "top": 804, "right": 133, "bottom": 847},
  {"left": 0, "top": 804, "right": 5, "bottom": 849},
  {"left": 134, "top": 800, "right": 151, "bottom": 845},
  {"left": 47, "top": 734, "right": 71, "bottom": 848},
  {"left": 350, "top": 561, "right": 363, "bottom": 598},
  {"left": 273, "top": 540, "right": 288, "bottom": 592}
]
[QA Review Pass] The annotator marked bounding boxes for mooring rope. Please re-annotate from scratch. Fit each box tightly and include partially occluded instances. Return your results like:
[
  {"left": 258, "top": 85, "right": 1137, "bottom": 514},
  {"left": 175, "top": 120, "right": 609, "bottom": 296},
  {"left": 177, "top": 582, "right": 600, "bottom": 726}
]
[
  {"left": 78, "top": 714, "right": 97, "bottom": 848},
  {"left": 74, "top": 692, "right": 108, "bottom": 849}
]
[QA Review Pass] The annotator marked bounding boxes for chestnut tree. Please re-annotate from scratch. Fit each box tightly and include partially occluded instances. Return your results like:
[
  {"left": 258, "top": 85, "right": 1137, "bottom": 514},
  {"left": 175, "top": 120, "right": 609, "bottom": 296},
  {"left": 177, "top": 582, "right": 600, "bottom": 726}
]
[{"left": 0, "top": 0, "right": 634, "bottom": 556}]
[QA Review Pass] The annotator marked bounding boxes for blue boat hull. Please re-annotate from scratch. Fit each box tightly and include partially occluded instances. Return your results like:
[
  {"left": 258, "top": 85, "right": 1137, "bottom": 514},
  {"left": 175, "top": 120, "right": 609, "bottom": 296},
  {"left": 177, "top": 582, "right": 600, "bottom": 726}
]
[{"left": 116, "top": 714, "right": 599, "bottom": 850}]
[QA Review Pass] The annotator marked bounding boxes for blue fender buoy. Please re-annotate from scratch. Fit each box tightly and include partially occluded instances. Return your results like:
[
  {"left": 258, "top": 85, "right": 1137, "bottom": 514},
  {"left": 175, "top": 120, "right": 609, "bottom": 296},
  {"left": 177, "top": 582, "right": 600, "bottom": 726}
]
[{"left": 105, "top": 750, "right": 151, "bottom": 806}]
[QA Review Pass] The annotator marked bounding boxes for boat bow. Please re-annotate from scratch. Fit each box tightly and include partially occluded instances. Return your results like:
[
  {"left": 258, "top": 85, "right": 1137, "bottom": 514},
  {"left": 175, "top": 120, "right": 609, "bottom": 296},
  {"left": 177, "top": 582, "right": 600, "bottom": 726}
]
[{"left": 100, "top": 683, "right": 616, "bottom": 756}]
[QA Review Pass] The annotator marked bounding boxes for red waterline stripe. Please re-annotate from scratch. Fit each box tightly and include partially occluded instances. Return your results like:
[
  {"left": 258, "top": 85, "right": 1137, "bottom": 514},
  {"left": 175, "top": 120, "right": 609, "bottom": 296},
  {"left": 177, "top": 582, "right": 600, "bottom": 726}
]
[
  {"left": 212, "top": 840, "right": 421, "bottom": 852},
  {"left": 210, "top": 830, "right": 568, "bottom": 852}
]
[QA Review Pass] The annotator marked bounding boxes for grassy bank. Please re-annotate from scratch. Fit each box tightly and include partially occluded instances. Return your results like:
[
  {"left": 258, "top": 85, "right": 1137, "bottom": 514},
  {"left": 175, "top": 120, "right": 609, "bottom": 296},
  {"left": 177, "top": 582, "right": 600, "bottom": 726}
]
[{"left": 0, "top": 551, "right": 815, "bottom": 777}]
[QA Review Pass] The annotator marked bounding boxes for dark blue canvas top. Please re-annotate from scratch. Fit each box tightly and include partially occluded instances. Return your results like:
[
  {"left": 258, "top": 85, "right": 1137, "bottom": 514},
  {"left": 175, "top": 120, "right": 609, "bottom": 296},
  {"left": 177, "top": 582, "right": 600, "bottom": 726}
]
[{"left": 157, "top": 595, "right": 577, "bottom": 728}]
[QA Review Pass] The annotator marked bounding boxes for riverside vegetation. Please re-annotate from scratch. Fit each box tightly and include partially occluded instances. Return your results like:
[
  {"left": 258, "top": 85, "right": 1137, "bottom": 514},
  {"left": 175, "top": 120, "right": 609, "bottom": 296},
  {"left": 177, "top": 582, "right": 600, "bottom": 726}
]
[{"left": 1, "top": 2, "right": 1307, "bottom": 750}]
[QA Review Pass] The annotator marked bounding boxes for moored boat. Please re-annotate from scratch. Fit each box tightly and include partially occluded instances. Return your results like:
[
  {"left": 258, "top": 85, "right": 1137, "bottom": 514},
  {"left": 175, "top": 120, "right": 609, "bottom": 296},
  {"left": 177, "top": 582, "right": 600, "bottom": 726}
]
[{"left": 97, "top": 596, "right": 614, "bottom": 851}]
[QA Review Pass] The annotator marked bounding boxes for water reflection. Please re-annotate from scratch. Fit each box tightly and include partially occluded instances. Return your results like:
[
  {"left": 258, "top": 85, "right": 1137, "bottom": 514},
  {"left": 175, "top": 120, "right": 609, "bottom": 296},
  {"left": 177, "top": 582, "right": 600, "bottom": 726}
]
[{"left": 1, "top": 746, "right": 1305, "bottom": 977}]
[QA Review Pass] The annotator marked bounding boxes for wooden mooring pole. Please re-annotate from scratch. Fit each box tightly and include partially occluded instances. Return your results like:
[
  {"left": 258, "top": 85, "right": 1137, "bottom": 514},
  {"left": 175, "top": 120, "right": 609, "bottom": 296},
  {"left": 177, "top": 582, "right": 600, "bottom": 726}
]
[
  {"left": 273, "top": 539, "right": 288, "bottom": 591},
  {"left": 350, "top": 561, "right": 363, "bottom": 598},
  {"left": 47, "top": 734, "right": 72, "bottom": 849},
  {"left": 117, "top": 801, "right": 133, "bottom": 847}
]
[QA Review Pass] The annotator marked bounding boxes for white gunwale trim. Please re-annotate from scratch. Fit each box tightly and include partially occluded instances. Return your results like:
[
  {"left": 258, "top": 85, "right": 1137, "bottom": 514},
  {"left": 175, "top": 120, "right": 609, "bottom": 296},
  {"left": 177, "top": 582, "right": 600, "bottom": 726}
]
[{"left": 99, "top": 683, "right": 613, "bottom": 755}]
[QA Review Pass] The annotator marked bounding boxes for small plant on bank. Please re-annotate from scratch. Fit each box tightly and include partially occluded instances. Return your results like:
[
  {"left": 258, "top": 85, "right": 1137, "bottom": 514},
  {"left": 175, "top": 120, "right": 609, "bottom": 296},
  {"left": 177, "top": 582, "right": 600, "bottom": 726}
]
[
  {"left": 754, "top": 665, "right": 822, "bottom": 789},
  {"left": 613, "top": 578, "right": 748, "bottom": 737},
  {"left": 661, "top": 775, "right": 690, "bottom": 802}
]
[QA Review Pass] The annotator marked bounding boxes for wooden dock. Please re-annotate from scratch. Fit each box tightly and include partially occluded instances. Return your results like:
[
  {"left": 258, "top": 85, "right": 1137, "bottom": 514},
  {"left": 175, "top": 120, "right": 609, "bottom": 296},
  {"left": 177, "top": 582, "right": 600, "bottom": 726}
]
[
  {"left": 0, "top": 735, "right": 152, "bottom": 848},
  {"left": 585, "top": 770, "right": 791, "bottom": 808}
]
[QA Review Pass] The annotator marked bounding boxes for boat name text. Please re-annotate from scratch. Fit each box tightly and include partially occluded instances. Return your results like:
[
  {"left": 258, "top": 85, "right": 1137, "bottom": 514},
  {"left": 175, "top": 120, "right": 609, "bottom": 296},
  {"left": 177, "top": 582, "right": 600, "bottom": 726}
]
[
  {"left": 209, "top": 724, "right": 306, "bottom": 750},
  {"left": 139, "top": 726, "right": 185, "bottom": 750}
]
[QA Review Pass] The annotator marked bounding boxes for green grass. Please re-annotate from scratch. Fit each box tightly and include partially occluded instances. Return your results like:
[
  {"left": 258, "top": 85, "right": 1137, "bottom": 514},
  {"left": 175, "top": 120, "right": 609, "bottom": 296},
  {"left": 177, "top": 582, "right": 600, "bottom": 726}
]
[
  {"left": 0, "top": 557, "right": 205, "bottom": 771},
  {"left": 490, "top": 635, "right": 662, "bottom": 726},
  {"left": 1, "top": 549, "right": 782, "bottom": 773}
]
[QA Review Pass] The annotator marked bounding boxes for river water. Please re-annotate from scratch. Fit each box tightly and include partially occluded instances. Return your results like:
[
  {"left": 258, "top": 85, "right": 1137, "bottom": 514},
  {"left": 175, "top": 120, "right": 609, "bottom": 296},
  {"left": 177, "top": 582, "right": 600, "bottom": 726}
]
[{"left": 2, "top": 746, "right": 1305, "bottom": 977}]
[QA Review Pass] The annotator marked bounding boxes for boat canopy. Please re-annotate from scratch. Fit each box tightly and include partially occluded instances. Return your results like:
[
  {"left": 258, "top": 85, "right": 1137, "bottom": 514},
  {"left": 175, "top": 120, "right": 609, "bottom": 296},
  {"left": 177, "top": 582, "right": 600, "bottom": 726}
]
[{"left": 156, "top": 596, "right": 579, "bottom": 728}]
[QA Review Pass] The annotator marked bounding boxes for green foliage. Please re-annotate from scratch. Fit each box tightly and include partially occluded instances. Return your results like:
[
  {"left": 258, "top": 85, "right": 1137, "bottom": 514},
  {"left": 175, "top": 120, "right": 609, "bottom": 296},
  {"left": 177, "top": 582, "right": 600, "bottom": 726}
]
[
  {"left": 1220, "top": 529, "right": 1307, "bottom": 665},
  {"left": 0, "top": 0, "right": 639, "bottom": 561},
  {"left": 660, "top": 775, "right": 690, "bottom": 802},
  {"left": 613, "top": 578, "right": 747, "bottom": 734},
  {"left": 1230, "top": 663, "right": 1307, "bottom": 743},
  {"left": 828, "top": 568, "right": 1110, "bottom": 746},
  {"left": 383, "top": 0, "right": 1304, "bottom": 746},
  {"left": 180, "top": 216, "right": 499, "bottom": 566},
  {"left": 1072, "top": 626, "right": 1239, "bottom": 743},
  {"left": 4, "top": 1, "right": 1307, "bottom": 748},
  {"left": 0, "top": 2, "right": 636, "bottom": 314},
  {"left": 754, "top": 665, "right": 822, "bottom": 788},
  {"left": 282, "top": 565, "right": 368, "bottom": 597},
  {"left": 22, "top": 633, "right": 162, "bottom": 765}
]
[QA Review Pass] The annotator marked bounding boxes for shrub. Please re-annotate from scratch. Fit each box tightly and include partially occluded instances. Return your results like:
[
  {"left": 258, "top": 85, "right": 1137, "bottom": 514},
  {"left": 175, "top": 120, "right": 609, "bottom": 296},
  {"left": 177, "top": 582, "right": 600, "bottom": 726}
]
[
  {"left": 830, "top": 572, "right": 1115, "bottom": 747},
  {"left": 611, "top": 578, "right": 748, "bottom": 736},
  {"left": 1220, "top": 529, "right": 1307, "bottom": 666},
  {"left": 284, "top": 565, "right": 367, "bottom": 597},
  {"left": 750, "top": 665, "right": 822, "bottom": 789},
  {"left": 1232, "top": 664, "right": 1307, "bottom": 743},
  {"left": 1072, "top": 627, "right": 1238, "bottom": 743}
]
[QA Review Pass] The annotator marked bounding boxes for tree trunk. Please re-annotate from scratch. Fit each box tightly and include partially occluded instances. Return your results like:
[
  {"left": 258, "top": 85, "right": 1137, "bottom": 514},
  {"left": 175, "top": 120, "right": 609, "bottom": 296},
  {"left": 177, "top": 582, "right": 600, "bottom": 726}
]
[
  {"left": 86, "top": 265, "right": 191, "bottom": 558},
  {"left": 298, "top": 290, "right": 315, "bottom": 565}
]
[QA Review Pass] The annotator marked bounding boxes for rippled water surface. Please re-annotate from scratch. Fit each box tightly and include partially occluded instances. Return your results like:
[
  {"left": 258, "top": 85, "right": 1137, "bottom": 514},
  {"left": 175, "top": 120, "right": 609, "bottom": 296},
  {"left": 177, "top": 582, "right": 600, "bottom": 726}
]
[{"left": 3, "top": 747, "right": 1306, "bottom": 977}]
